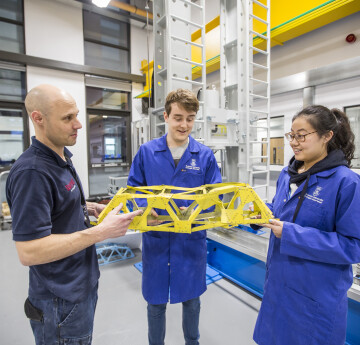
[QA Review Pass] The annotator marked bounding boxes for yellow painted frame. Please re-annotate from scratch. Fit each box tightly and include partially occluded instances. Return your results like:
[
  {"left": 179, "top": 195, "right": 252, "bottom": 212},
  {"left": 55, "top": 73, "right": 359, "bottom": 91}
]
[{"left": 95, "top": 183, "right": 274, "bottom": 233}]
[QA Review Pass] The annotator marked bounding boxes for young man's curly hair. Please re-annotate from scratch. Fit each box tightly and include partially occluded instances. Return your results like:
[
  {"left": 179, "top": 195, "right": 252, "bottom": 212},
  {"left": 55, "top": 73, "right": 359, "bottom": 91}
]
[{"left": 165, "top": 88, "right": 199, "bottom": 115}]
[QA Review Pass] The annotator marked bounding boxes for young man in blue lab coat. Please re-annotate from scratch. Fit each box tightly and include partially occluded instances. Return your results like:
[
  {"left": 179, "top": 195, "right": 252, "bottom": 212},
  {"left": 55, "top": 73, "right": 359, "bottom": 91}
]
[{"left": 128, "top": 88, "right": 222, "bottom": 345}]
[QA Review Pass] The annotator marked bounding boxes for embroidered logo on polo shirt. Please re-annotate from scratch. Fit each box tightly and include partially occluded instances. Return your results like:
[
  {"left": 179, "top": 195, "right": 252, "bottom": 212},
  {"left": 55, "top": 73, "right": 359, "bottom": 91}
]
[
  {"left": 185, "top": 159, "right": 200, "bottom": 171},
  {"left": 65, "top": 178, "right": 76, "bottom": 192}
]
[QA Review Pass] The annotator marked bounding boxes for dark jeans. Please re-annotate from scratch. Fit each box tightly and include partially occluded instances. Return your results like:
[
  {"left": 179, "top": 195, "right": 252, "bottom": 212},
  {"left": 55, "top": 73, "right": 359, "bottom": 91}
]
[
  {"left": 28, "top": 285, "right": 98, "bottom": 345},
  {"left": 147, "top": 297, "right": 201, "bottom": 345}
]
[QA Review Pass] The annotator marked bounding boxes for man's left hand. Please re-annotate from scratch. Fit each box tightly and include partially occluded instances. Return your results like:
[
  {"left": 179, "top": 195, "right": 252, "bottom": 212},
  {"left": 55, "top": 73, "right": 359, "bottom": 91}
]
[{"left": 87, "top": 202, "right": 106, "bottom": 218}]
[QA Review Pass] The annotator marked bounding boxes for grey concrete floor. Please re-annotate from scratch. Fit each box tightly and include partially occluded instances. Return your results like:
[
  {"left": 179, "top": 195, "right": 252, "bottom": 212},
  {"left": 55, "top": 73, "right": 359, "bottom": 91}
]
[{"left": 0, "top": 230, "right": 260, "bottom": 345}]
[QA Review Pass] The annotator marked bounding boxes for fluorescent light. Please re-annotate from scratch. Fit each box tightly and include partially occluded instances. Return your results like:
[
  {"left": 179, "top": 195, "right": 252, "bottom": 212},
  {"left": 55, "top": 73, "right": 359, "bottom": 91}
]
[{"left": 92, "top": 0, "right": 111, "bottom": 8}]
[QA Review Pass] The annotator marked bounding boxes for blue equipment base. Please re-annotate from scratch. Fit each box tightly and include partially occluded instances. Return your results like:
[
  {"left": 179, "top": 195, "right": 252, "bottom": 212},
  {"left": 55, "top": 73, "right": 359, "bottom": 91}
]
[
  {"left": 134, "top": 262, "right": 223, "bottom": 286},
  {"left": 235, "top": 224, "right": 265, "bottom": 236},
  {"left": 96, "top": 243, "right": 134, "bottom": 266},
  {"left": 207, "top": 238, "right": 266, "bottom": 298}
]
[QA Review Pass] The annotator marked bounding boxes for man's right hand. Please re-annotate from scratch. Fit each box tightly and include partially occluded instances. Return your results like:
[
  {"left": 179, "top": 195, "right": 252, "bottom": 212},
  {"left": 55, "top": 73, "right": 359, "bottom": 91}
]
[{"left": 96, "top": 203, "right": 143, "bottom": 241}]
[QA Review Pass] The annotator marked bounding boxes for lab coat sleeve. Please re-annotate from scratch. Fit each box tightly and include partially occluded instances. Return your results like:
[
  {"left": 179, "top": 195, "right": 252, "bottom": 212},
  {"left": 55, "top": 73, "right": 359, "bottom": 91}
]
[
  {"left": 204, "top": 152, "right": 222, "bottom": 185},
  {"left": 280, "top": 180, "right": 360, "bottom": 264},
  {"left": 265, "top": 169, "right": 287, "bottom": 214},
  {"left": 250, "top": 173, "right": 281, "bottom": 230},
  {"left": 201, "top": 151, "right": 222, "bottom": 213},
  {"left": 128, "top": 147, "right": 146, "bottom": 187},
  {"left": 127, "top": 147, "right": 147, "bottom": 207}
]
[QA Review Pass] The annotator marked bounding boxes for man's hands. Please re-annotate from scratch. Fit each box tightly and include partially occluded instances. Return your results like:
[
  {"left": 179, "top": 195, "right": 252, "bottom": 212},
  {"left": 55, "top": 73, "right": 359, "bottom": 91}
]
[
  {"left": 15, "top": 203, "right": 143, "bottom": 266},
  {"left": 96, "top": 203, "right": 143, "bottom": 241},
  {"left": 86, "top": 202, "right": 106, "bottom": 218}
]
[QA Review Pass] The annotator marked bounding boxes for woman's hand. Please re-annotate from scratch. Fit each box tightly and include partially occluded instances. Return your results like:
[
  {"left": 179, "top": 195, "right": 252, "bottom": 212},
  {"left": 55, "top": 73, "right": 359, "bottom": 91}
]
[{"left": 260, "top": 219, "right": 284, "bottom": 238}]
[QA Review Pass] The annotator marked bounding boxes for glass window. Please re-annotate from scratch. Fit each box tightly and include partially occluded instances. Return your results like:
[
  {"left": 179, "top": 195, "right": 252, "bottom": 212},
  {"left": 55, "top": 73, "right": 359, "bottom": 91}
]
[
  {"left": 0, "top": 0, "right": 24, "bottom": 54},
  {"left": 83, "top": 10, "right": 130, "bottom": 73},
  {"left": 89, "top": 115, "right": 129, "bottom": 164},
  {"left": 0, "top": 108, "right": 24, "bottom": 167},
  {"left": 84, "top": 41, "right": 129, "bottom": 73},
  {"left": 0, "top": 68, "right": 26, "bottom": 101},
  {"left": 86, "top": 86, "right": 130, "bottom": 110},
  {"left": 0, "top": 0, "right": 23, "bottom": 21},
  {"left": 84, "top": 11, "right": 129, "bottom": 48},
  {"left": 0, "top": 20, "right": 24, "bottom": 54},
  {"left": 345, "top": 105, "right": 360, "bottom": 169},
  {"left": 88, "top": 113, "right": 131, "bottom": 196}
]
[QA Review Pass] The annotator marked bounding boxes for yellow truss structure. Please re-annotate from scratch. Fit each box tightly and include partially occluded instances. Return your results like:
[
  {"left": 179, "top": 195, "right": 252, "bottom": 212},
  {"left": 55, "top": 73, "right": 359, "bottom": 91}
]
[{"left": 95, "top": 183, "right": 273, "bottom": 233}]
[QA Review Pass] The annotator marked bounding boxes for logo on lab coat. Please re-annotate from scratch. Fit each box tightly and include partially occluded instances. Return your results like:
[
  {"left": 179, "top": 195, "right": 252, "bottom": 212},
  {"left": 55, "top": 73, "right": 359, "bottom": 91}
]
[
  {"left": 313, "top": 186, "right": 322, "bottom": 197},
  {"left": 305, "top": 186, "right": 323, "bottom": 204},
  {"left": 185, "top": 159, "right": 200, "bottom": 171}
]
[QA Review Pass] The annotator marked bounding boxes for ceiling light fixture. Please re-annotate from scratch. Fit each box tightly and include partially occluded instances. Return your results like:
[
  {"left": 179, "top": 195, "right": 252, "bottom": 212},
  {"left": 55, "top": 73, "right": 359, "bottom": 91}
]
[{"left": 92, "top": 0, "right": 111, "bottom": 8}]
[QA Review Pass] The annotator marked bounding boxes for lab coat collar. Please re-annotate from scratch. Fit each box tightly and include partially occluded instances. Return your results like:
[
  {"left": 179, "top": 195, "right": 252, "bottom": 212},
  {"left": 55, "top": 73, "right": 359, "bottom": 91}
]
[
  {"left": 154, "top": 134, "right": 200, "bottom": 153},
  {"left": 284, "top": 167, "right": 338, "bottom": 199}
]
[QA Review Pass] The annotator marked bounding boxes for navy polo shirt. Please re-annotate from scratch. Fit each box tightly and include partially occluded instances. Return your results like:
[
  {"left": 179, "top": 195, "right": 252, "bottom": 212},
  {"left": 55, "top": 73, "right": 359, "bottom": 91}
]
[{"left": 6, "top": 137, "right": 99, "bottom": 303}]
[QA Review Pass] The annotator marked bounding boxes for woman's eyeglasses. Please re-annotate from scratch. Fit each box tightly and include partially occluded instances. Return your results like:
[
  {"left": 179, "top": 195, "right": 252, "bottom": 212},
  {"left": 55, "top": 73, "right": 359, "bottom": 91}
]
[{"left": 284, "top": 131, "right": 317, "bottom": 142}]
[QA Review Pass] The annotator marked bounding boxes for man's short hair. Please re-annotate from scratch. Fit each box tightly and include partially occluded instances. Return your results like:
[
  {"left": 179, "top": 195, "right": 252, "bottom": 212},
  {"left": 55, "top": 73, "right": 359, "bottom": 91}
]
[{"left": 165, "top": 88, "right": 199, "bottom": 115}]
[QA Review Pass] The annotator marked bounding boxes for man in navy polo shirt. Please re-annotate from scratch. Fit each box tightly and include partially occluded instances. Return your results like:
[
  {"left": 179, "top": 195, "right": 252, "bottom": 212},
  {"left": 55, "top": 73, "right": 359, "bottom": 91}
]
[{"left": 6, "top": 84, "right": 142, "bottom": 345}]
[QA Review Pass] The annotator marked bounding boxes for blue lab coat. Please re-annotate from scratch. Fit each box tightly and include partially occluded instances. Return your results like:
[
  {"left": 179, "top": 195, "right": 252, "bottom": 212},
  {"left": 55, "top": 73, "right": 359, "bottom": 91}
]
[
  {"left": 127, "top": 134, "right": 222, "bottom": 304},
  {"left": 253, "top": 166, "right": 360, "bottom": 345}
]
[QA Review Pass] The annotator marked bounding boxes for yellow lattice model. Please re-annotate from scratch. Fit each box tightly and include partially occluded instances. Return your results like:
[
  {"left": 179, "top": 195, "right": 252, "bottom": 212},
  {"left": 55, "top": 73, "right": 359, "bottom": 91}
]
[{"left": 95, "top": 183, "right": 274, "bottom": 233}]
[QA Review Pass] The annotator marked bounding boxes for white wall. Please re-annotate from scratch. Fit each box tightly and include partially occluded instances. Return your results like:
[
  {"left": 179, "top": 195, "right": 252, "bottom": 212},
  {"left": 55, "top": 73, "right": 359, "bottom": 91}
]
[
  {"left": 24, "top": 0, "right": 84, "bottom": 64},
  {"left": 130, "top": 22, "right": 153, "bottom": 122},
  {"left": 269, "top": 90, "right": 304, "bottom": 166},
  {"left": 255, "top": 11, "right": 360, "bottom": 81},
  {"left": 26, "top": 67, "right": 88, "bottom": 196},
  {"left": 24, "top": 0, "right": 89, "bottom": 195},
  {"left": 315, "top": 77, "right": 360, "bottom": 175},
  {"left": 315, "top": 76, "right": 360, "bottom": 109},
  {"left": 130, "top": 23, "right": 153, "bottom": 76}
]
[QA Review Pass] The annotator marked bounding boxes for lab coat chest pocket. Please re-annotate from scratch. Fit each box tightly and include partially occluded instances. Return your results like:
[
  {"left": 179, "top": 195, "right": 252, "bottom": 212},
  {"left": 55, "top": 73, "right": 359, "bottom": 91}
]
[
  {"left": 295, "top": 198, "right": 326, "bottom": 230},
  {"left": 179, "top": 168, "right": 204, "bottom": 187}
]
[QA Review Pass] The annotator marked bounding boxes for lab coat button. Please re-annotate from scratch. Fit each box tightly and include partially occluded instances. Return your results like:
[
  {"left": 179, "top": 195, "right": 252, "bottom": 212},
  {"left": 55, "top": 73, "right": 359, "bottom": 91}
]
[
  {"left": 168, "top": 263, "right": 170, "bottom": 266},
  {"left": 283, "top": 199, "right": 286, "bottom": 202}
]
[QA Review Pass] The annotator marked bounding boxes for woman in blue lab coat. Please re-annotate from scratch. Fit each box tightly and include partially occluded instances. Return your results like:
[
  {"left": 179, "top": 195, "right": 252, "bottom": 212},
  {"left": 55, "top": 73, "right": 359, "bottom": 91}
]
[
  {"left": 253, "top": 105, "right": 360, "bottom": 345},
  {"left": 128, "top": 89, "right": 221, "bottom": 345}
]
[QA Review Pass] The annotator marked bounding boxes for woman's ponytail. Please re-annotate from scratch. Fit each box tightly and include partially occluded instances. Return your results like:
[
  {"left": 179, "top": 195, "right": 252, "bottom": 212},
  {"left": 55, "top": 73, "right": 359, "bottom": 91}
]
[
  {"left": 329, "top": 109, "right": 355, "bottom": 166},
  {"left": 293, "top": 105, "right": 356, "bottom": 166}
]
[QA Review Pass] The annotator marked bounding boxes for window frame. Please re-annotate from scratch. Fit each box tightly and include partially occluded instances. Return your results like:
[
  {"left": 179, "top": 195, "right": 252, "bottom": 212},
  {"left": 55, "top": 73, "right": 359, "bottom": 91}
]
[
  {"left": 0, "top": 0, "right": 25, "bottom": 54},
  {"left": 344, "top": 104, "right": 360, "bottom": 169},
  {"left": 0, "top": 100, "right": 29, "bottom": 172},
  {"left": 82, "top": 9, "right": 131, "bottom": 74},
  {"left": 86, "top": 92, "right": 132, "bottom": 196}
]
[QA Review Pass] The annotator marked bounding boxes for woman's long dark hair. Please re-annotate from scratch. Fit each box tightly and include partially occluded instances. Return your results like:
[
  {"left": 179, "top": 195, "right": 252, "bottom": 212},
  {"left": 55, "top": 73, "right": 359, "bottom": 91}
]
[{"left": 293, "top": 105, "right": 355, "bottom": 166}]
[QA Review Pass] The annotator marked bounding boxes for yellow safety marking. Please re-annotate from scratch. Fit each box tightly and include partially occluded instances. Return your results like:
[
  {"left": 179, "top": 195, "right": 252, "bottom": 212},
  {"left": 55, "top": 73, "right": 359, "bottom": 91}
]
[{"left": 94, "top": 183, "right": 274, "bottom": 233}]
